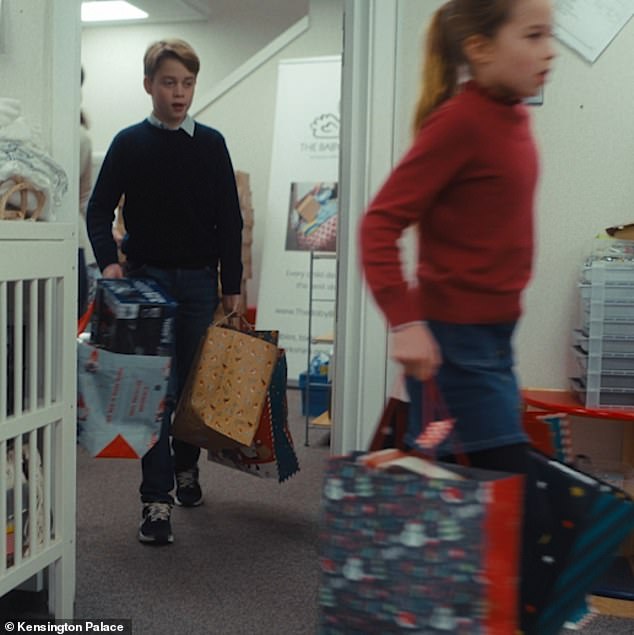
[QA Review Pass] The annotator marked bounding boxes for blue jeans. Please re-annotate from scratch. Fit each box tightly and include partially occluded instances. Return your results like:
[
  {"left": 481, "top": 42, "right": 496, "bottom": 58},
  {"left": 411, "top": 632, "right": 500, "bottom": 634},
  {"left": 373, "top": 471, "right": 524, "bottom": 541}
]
[
  {"left": 129, "top": 264, "right": 219, "bottom": 504},
  {"left": 405, "top": 321, "right": 528, "bottom": 456}
]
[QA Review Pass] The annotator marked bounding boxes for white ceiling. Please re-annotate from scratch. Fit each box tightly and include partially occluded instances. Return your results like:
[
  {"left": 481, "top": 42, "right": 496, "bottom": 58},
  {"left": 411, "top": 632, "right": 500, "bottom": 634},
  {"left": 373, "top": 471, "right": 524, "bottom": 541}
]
[{"left": 82, "top": 0, "right": 308, "bottom": 26}]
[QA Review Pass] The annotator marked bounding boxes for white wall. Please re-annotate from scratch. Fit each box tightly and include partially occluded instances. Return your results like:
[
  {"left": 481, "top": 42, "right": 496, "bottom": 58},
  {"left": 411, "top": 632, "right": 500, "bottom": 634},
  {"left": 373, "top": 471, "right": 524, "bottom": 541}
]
[
  {"left": 196, "top": 0, "right": 343, "bottom": 307},
  {"left": 80, "top": 0, "right": 343, "bottom": 307},
  {"left": 392, "top": 1, "right": 634, "bottom": 389},
  {"left": 0, "top": 3, "right": 50, "bottom": 141},
  {"left": 81, "top": 7, "right": 308, "bottom": 151},
  {"left": 0, "top": 0, "right": 80, "bottom": 224}
]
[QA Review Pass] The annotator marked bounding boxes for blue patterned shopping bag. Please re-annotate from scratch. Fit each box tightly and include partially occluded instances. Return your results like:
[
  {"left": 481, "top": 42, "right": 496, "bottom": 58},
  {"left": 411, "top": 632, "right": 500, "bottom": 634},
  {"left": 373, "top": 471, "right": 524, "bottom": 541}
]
[{"left": 318, "top": 450, "right": 524, "bottom": 634}]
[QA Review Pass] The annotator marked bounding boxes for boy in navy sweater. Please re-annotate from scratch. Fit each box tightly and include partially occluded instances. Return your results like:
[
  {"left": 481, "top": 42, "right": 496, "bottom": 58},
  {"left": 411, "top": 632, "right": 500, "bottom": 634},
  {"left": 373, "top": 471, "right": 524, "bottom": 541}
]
[{"left": 87, "top": 39, "right": 243, "bottom": 545}]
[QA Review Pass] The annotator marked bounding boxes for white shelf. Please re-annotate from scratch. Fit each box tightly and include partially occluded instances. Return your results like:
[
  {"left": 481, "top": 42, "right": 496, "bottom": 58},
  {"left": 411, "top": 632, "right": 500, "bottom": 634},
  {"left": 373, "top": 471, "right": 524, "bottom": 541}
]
[{"left": 305, "top": 251, "right": 336, "bottom": 445}]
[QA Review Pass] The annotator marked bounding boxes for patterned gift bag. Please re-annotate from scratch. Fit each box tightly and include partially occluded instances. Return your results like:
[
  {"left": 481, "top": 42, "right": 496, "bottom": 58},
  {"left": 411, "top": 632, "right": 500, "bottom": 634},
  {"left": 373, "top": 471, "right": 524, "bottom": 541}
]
[
  {"left": 522, "top": 411, "right": 573, "bottom": 463},
  {"left": 520, "top": 450, "right": 634, "bottom": 635},
  {"left": 77, "top": 341, "right": 170, "bottom": 458},
  {"left": 318, "top": 450, "right": 524, "bottom": 634},
  {"left": 172, "top": 324, "right": 278, "bottom": 450},
  {"left": 207, "top": 349, "right": 299, "bottom": 482}
]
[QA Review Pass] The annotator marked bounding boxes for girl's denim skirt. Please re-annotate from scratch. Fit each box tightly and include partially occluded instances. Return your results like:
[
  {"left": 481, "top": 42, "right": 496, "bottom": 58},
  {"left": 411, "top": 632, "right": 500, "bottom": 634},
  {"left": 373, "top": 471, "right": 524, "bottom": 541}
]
[{"left": 404, "top": 320, "right": 528, "bottom": 455}]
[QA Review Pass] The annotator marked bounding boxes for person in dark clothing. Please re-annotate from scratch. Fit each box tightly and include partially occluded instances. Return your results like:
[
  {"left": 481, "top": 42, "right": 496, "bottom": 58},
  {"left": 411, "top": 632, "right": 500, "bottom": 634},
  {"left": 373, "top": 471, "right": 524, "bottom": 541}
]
[
  {"left": 77, "top": 66, "right": 92, "bottom": 319},
  {"left": 87, "top": 38, "right": 243, "bottom": 545}
]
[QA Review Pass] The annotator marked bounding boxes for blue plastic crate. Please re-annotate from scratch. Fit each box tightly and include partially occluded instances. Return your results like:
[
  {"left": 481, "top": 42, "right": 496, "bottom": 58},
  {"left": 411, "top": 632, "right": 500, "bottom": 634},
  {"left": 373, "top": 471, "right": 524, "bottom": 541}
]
[{"left": 298, "top": 371, "right": 331, "bottom": 417}]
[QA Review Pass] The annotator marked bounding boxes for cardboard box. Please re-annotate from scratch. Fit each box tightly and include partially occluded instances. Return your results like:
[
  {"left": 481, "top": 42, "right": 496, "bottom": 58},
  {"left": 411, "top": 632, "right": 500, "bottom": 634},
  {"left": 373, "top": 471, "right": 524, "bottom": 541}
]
[
  {"left": 91, "top": 278, "right": 177, "bottom": 356},
  {"left": 295, "top": 194, "right": 320, "bottom": 222},
  {"left": 606, "top": 222, "right": 634, "bottom": 240}
]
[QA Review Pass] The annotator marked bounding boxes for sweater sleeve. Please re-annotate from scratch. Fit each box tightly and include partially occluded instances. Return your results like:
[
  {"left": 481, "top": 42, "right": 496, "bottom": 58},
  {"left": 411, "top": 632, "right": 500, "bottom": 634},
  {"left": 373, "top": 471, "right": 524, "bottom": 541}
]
[
  {"left": 86, "top": 136, "right": 126, "bottom": 272},
  {"left": 359, "top": 105, "right": 472, "bottom": 327},
  {"left": 214, "top": 136, "right": 243, "bottom": 296}
]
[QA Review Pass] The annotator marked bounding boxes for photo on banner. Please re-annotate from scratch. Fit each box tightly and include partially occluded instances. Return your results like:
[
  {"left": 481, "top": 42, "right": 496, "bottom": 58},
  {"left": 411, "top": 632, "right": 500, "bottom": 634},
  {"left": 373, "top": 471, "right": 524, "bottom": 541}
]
[{"left": 286, "top": 181, "right": 338, "bottom": 252}]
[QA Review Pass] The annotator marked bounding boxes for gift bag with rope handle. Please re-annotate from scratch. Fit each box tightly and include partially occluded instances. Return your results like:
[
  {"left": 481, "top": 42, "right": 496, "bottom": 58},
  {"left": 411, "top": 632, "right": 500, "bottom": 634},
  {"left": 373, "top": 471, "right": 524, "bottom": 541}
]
[{"left": 172, "top": 316, "right": 279, "bottom": 451}]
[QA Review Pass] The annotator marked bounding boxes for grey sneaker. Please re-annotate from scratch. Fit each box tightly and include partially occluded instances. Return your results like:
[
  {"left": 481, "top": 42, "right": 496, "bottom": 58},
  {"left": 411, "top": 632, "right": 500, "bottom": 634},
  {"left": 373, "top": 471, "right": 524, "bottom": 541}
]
[
  {"left": 175, "top": 467, "right": 203, "bottom": 507},
  {"left": 138, "top": 502, "right": 173, "bottom": 545}
]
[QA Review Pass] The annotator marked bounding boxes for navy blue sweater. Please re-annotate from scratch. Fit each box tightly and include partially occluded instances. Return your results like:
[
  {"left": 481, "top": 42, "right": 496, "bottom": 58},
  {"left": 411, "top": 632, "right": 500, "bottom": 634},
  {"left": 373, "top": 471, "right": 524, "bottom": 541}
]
[{"left": 87, "top": 120, "right": 243, "bottom": 294}]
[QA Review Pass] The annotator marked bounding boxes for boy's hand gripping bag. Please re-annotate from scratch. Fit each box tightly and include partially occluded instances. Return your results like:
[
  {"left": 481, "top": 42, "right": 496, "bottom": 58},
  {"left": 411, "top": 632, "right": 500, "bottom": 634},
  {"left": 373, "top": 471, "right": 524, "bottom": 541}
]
[
  {"left": 76, "top": 340, "right": 170, "bottom": 458},
  {"left": 207, "top": 348, "right": 300, "bottom": 482},
  {"left": 172, "top": 323, "right": 279, "bottom": 450},
  {"left": 318, "top": 383, "right": 525, "bottom": 634}
]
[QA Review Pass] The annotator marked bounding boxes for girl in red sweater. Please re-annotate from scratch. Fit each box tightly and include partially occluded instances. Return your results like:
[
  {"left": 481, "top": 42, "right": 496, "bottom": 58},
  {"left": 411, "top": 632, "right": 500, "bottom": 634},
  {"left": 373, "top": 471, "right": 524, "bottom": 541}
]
[{"left": 359, "top": 0, "right": 555, "bottom": 471}]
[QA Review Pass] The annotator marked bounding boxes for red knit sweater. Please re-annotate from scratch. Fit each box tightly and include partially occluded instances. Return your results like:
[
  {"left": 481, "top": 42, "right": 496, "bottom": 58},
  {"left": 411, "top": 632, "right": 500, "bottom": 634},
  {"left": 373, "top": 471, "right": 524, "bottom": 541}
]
[{"left": 359, "top": 81, "right": 538, "bottom": 327}]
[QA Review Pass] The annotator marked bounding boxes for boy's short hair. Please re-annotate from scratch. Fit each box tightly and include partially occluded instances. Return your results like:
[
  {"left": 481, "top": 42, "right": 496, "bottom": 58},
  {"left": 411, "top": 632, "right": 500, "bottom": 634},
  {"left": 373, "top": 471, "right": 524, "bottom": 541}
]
[{"left": 143, "top": 39, "right": 200, "bottom": 79}]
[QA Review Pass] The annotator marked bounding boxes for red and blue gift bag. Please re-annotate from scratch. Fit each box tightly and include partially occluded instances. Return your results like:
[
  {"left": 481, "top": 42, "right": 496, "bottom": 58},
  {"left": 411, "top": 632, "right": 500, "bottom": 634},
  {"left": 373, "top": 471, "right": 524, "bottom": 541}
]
[
  {"left": 318, "top": 451, "right": 524, "bottom": 634},
  {"left": 207, "top": 348, "right": 299, "bottom": 482},
  {"left": 354, "top": 387, "right": 634, "bottom": 633},
  {"left": 522, "top": 411, "right": 573, "bottom": 463}
]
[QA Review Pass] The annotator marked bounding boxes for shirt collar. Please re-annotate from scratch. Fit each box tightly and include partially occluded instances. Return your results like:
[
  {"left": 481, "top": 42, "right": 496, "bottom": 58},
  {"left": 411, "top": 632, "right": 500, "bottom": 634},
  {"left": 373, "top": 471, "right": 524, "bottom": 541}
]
[{"left": 147, "top": 113, "right": 195, "bottom": 137}]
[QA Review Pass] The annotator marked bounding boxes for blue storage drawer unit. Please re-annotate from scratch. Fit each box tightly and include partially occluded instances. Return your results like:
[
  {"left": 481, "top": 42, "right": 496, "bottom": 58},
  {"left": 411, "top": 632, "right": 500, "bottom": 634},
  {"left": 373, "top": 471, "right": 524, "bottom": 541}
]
[{"left": 299, "top": 371, "right": 331, "bottom": 417}]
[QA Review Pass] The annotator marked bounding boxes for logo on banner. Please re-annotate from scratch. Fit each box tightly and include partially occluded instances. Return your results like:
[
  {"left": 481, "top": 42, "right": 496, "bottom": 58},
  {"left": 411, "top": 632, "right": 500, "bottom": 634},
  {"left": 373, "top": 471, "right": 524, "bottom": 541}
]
[
  {"left": 286, "top": 181, "right": 338, "bottom": 253},
  {"left": 311, "top": 114, "right": 339, "bottom": 138},
  {"left": 301, "top": 113, "right": 340, "bottom": 156}
]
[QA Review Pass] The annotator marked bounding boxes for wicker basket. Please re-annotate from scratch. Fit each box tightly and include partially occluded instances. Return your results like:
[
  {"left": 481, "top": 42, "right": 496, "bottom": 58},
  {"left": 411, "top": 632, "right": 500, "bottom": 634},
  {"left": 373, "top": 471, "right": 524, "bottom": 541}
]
[{"left": 0, "top": 176, "right": 46, "bottom": 221}]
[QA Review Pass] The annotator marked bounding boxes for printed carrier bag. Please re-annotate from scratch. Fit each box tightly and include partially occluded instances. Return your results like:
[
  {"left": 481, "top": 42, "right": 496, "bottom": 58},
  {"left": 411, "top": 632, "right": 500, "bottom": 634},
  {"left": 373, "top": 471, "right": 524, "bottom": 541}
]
[
  {"left": 318, "top": 449, "right": 524, "bottom": 634},
  {"left": 520, "top": 450, "right": 634, "bottom": 635},
  {"left": 77, "top": 341, "right": 170, "bottom": 458},
  {"left": 172, "top": 324, "right": 278, "bottom": 450},
  {"left": 207, "top": 348, "right": 299, "bottom": 482}
]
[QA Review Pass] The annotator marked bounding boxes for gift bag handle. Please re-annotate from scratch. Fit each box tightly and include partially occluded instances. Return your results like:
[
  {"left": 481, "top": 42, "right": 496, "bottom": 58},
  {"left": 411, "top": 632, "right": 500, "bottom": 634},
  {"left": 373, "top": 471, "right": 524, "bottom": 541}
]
[
  {"left": 422, "top": 379, "right": 450, "bottom": 423},
  {"left": 215, "top": 311, "right": 253, "bottom": 331},
  {"left": 415, "top": 380, "right": 468, "bottom": 464}
]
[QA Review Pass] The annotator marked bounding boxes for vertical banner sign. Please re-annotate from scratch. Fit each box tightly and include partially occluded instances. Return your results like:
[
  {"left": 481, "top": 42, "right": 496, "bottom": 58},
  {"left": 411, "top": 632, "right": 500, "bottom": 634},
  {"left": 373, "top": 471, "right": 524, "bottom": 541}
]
[{"left": 256, "top": 56, "right": 341, "bottom": 381}]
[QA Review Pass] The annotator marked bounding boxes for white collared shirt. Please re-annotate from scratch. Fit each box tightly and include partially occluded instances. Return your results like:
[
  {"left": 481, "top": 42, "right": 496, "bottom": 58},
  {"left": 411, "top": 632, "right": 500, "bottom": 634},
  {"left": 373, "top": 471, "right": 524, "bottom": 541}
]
[{"left": 147, "top": 113, "right": 195, "bottom": 137}]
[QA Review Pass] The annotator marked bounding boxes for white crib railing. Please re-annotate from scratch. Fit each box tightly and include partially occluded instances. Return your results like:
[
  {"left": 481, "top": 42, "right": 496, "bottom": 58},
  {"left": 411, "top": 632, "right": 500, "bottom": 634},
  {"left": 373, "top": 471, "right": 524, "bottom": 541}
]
[{"left": 0, "top": 222, "right": 77, "bottom": 617}]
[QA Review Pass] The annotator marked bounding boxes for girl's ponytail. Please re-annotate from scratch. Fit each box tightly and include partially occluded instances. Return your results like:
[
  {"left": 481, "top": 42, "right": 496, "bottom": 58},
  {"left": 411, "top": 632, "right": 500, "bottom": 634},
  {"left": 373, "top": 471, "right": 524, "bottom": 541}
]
[{"left": 412, "top": 4, "right": 460, "bottom": 134}]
